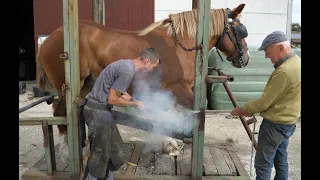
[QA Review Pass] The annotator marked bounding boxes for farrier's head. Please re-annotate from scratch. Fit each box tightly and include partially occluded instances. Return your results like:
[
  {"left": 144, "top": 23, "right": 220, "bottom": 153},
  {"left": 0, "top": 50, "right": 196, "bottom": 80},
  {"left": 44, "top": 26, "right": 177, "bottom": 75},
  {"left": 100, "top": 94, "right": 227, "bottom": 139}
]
[{"left": 139, "top": 48, "right": 161, "bottom": 72}]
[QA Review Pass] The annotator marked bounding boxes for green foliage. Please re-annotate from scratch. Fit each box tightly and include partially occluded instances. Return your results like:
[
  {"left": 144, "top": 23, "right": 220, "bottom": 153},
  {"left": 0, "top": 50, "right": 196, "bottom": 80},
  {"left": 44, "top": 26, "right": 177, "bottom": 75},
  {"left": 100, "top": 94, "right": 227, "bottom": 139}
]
[{"left": 292, "top": 23, "right": 301, "bottom": 32}]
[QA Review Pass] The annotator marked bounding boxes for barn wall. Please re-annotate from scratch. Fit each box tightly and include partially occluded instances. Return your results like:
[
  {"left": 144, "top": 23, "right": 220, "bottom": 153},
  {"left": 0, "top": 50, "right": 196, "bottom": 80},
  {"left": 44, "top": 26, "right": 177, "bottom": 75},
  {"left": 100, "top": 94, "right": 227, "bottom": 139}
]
[
  {"left": 34, "top": 0, "right": 155, "bottom": 48},
  {"left": 155, "top": 0, "right": 192, "bottom": 22},
  {"left": 33, "top": 0, "right": 93, "bottom": 36},
  {"left": 105, "top": 0, "right": 154, "bottom": 31}
]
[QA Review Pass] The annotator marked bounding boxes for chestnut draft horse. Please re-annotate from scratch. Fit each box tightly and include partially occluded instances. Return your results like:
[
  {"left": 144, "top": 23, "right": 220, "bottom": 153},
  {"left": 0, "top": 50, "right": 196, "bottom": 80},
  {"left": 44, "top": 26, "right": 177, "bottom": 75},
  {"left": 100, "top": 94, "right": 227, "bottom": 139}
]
[{"left": 36, "top": 4, "right": 250, "bottom": 161}]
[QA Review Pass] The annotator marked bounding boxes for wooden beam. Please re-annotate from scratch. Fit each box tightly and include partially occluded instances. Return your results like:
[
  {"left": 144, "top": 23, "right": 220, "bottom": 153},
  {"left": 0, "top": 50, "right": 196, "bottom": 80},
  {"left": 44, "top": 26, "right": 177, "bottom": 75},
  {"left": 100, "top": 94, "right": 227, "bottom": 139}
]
[
  {"left": 32, "top": 144, "right": 69, "bottom": 172},
  {"left": 203, "top": 146, "right": 218, "bottom": 175},
  {"left": 42, "top": 124, "right": 56, "bottom": 175},
  {"left": 22, "top": 173, "right": 250, "bottom": 180},
  {"left": 22, "top": 171, "right": 71, "bottom": 180},
  {"left": 113, "top": 174, "right": 251, "bottom": 180},
  {"left": 202, "top": 176, "right": 251, "bottom": 180},
  {"left": 126, "top": 143, "right": 143, "bottom": 174},
  {"left": 209, "top": 147, "right": 232, "bottom": 176},
  {"left": 18, "top": 110, "right": 229, "bottom": 128},
  {"left": 63, "top": 0, "right": 82, "bottom": 178},
  {"left": 93, "top": 0, "right": 105, "bottom": 25},
  {"left": 114, "top": 174, "right": 191, "bottom": 180},
  {"left": 192, "top": 0, "right": 211, "bottom": 178},
  {"left": 225, "top": 144, "right": 249, "bottom": 176},
  {"left": 19, "top": 117, "right": 67, "bottom": 126},
  {"left": 219, "top": 145, "right": 237, "bottom": 176}
]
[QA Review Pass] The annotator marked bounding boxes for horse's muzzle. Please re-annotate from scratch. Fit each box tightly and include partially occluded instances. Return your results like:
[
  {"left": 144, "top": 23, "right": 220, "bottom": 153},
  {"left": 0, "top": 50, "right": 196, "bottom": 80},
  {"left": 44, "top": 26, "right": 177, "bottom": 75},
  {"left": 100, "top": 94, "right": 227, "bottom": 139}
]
[{"left": 231, "top": 51, "right": 250, "bottom": 68}]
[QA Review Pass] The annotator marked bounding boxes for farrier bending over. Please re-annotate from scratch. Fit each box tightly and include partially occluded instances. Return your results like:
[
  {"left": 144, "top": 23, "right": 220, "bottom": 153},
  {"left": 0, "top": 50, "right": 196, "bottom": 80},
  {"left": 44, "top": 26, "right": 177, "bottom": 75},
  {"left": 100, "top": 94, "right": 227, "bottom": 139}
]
[{"left": 82, "top": 48, "right": 161, "bottom": 180}]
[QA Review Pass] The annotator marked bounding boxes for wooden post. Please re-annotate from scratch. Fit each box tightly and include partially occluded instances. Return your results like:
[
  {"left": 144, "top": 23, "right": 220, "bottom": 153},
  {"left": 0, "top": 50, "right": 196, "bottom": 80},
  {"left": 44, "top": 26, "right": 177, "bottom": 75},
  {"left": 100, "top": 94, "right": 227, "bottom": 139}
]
[
  {"left": 192, "top": 0, "right": 211, "bottom": 179},
  {"left": 63, "top": 0, "right": 82, "bottom": 178},
  {"left": 93, "top": 0, "right": 105, "bottom": 25}
]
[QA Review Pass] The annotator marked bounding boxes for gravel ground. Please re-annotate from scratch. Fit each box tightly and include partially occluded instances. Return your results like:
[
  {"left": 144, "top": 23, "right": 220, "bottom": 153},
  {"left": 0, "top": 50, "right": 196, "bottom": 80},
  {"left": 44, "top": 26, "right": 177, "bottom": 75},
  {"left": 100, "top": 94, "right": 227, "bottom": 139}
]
[{"left": 19, "top": 83, "right": 301, "bottom": 180}]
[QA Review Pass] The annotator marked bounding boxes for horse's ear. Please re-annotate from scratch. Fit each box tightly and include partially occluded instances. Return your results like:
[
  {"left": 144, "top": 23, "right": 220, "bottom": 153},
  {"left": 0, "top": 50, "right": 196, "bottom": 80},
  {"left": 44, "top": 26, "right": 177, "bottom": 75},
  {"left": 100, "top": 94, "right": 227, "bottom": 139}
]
[{"left": 231, "top": 4, "right": 245, "bottom": 19}]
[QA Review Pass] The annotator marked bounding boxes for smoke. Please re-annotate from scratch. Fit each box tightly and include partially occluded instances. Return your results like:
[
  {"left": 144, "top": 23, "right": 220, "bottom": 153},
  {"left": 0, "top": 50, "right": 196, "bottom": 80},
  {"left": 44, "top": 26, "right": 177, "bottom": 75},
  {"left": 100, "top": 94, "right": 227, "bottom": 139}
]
[{"left": 132, "top": 69, "right": 193, "bottom": 152}]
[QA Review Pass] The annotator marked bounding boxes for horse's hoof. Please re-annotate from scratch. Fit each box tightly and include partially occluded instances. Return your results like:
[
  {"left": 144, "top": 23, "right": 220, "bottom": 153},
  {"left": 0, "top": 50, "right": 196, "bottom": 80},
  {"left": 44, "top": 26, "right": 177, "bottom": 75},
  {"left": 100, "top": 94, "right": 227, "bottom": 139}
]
[
  {"left": 59, "top": 142, "right": 69, "bottom": 163},
  {"left": 60, "top": 150, "right": 69, "bottom": 163}
]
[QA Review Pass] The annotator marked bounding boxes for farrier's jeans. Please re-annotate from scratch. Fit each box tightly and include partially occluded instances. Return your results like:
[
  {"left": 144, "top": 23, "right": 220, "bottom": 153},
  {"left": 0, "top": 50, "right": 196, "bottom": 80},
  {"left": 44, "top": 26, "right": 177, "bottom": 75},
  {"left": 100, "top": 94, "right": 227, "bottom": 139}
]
[{"left": 255, "top": 119, "right": 296, "bottom": 180}]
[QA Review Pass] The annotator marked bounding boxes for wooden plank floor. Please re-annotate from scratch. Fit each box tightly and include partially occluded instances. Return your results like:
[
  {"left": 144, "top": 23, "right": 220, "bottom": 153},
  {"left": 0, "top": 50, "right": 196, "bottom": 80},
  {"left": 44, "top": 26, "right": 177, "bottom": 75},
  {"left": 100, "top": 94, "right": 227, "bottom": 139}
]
[
  {"left": 32, "top": 143, "right": 69, "bottom": 172},
  {"left": 31, "top": 142, "right": 249, "bottom": 179}
]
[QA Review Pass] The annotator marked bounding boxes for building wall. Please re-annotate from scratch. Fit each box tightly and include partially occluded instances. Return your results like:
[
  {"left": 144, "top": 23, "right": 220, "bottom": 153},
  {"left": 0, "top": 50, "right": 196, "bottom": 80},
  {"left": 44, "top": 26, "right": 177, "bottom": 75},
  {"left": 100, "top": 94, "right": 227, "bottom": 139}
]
[
  {"left": 33, "top": 0, "right": 93, "bottom": 36},
  {"left": 33, "top": 0, "right": 154, "bottom": 45},
  {"left": 105, "top": 0, "right": 154, "bottom": 31},
  {"left": 35, "top": 0, "right": 289, "bottom": 49},
  {"left": 154, "top": 0, "right": 289, "bottom": 48},
  {"left": 155, "top": 0, "right": 192, "bottom": 22}
]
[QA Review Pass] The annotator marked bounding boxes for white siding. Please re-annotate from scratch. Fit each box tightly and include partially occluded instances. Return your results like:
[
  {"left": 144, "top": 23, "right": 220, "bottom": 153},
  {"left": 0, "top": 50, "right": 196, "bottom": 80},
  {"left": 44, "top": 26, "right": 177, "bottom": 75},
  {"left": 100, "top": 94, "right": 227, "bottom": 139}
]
[
  {"left": 154, "top": 0, "right": 192, "bottom": 22},
  {"left": 154, "top": 0, "right": 289, "bottom": 47}
]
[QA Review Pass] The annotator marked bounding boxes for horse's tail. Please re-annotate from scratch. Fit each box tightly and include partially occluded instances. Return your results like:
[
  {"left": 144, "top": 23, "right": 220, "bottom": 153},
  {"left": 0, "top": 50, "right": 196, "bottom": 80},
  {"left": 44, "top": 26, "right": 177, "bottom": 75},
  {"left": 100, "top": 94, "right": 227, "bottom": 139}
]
[{"left": 36, "top": 44, "right": 54, "bottom": 92}]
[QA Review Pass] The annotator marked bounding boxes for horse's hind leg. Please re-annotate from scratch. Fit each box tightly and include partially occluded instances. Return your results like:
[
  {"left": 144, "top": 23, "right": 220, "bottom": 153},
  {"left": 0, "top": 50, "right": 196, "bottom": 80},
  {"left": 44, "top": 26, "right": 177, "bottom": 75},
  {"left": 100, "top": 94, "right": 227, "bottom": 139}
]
[
  {"left": 53, "top": 79, "right": 90, "bottom": 163},
  {"left": 167, "top": 82, "right": 194, "bottom": 110},
  {"left": 50, "top": 96, "right": 69, "bottom": 162}
]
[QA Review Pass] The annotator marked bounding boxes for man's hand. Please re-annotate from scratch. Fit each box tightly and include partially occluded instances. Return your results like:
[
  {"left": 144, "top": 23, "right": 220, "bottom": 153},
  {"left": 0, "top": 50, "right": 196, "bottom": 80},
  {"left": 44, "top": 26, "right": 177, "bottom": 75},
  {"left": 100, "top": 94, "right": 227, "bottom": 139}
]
[
  {"left": 121, "top": 92, "right": 133, "bottom": 101},
  {"left": 231, "top": 106, "right": 252, "bottom": 117},
  {"left": 135, "top": 101, "right": 145, "bottom": 110}
]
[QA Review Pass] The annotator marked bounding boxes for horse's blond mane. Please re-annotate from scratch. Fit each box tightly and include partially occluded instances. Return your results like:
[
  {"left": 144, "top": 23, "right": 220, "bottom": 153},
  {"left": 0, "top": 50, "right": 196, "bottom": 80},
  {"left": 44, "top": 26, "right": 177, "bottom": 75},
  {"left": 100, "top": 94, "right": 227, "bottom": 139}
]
[{"left": 137, "top": 8, "right": 228, "bottom": 38}]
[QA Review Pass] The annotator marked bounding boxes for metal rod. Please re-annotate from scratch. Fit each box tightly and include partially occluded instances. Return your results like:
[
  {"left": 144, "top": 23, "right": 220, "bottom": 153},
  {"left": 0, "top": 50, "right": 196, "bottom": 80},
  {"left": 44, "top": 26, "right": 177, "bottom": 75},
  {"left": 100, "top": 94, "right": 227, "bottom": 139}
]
[
  {"left": 206, "top": 75, "right": 230, "bottom": 83},
  {"left": 212, "top": 67, "right": 234, "bottom": 82},
  {"left": 218, "top": 73, "right": 257, "bottom": 149},
  {"left": 19, "top": 95, "right": 55, "bottom": 113},
  {"left": 250, "top": 115, "right": 257, "bottom": 176}
]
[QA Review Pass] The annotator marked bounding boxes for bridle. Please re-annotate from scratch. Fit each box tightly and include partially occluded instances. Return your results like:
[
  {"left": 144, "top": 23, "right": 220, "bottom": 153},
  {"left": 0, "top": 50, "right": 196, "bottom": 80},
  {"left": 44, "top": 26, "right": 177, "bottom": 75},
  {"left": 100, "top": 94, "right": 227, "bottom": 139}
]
[
  {"left": 167, "top": 8, "right": 248, "bottom": 67},
  {"left": 215, "top": 8, "right": 248, "bottom": 67}
]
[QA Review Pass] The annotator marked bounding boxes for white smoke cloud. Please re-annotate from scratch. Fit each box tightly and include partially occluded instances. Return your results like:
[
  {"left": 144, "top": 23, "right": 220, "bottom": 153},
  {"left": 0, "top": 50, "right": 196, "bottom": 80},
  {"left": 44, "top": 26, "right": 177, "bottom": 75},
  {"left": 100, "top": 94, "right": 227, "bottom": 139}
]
[{"left": 131, "top": 70, "right": 194, "bottom": 152}]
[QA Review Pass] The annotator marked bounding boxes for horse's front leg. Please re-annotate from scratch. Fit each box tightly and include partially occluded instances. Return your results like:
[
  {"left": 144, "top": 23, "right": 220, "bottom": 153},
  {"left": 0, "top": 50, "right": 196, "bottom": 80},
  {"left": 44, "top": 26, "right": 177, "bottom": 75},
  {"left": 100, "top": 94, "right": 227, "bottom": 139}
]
[{"left": 166, "top": 82, "right": 194, "bottom": 110}]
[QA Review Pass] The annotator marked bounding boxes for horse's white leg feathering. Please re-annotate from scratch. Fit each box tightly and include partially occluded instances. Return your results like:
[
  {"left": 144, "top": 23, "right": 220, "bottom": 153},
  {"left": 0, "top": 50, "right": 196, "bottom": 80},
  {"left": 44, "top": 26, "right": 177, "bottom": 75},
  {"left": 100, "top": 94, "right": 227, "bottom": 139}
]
[{"left": 59, "top": 134, "right": 69, "bottom": 163}]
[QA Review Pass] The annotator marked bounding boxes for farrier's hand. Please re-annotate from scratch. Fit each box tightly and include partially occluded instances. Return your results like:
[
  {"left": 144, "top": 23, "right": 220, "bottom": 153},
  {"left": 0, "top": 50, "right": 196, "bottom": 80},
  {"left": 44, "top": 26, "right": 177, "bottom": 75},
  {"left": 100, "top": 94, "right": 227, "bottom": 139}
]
[{"left": 135, "top": 101, "right": 145, "bottom": 110}]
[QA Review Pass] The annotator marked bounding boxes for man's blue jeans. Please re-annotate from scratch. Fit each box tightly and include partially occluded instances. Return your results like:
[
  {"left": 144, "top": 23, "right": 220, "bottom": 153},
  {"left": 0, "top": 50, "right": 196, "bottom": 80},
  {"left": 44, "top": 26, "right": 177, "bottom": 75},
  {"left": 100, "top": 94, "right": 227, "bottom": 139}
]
[{"left": 255, "top": 119, "right": 296, "bottom": 180}]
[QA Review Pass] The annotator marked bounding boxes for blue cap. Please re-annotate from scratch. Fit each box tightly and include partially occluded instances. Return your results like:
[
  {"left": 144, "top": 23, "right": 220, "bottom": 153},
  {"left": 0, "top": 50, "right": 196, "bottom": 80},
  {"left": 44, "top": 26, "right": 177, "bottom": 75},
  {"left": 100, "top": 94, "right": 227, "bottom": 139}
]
[{"left": 258, "top": 31, "right": 288, "bottom": 51}]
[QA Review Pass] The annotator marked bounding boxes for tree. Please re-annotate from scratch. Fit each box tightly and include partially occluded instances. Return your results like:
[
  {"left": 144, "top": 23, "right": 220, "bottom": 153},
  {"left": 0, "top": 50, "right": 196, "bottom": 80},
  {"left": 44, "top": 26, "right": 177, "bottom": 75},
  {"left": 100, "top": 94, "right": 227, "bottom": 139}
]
[{"left": 292, "top": 23, "right": 301, "bottom": 32}]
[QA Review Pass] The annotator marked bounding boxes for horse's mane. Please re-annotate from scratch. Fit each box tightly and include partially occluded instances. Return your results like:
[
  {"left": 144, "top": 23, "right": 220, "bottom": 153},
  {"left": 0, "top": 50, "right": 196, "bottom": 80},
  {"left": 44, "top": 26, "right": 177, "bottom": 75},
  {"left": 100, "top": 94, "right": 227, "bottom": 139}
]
[{"left": 137, "top": 8, "right": 228, "bottom": 38}]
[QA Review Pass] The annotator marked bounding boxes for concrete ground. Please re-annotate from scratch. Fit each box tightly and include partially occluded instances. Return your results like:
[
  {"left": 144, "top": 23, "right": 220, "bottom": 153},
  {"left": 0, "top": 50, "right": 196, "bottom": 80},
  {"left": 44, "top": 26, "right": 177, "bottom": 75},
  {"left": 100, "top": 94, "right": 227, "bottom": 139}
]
[{"left": 19, "top": 83, "right": 301, "bottom": 180}]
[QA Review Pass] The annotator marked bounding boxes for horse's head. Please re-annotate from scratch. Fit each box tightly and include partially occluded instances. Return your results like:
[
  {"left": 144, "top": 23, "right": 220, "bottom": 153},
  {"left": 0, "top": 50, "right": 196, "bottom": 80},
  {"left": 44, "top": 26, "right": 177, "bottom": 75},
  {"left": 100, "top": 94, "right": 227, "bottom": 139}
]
[{"left": 214, "top": 4, "right": 250, "bottom": 68}]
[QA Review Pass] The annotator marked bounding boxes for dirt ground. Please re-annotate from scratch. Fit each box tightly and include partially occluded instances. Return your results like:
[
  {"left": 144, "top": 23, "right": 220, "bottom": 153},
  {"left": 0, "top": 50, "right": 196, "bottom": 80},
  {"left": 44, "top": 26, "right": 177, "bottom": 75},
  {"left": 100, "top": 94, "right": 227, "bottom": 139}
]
[{"left": 19, "top": 83, "right": 301, "bottom": 180}]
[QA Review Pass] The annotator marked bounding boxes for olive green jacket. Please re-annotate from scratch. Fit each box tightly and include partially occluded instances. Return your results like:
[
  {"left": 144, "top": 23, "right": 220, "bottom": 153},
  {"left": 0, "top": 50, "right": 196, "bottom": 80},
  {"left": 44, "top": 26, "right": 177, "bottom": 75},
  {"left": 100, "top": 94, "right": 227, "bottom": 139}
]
[{"left": 241, "top": 53, "right": 301, "bottom": 124}]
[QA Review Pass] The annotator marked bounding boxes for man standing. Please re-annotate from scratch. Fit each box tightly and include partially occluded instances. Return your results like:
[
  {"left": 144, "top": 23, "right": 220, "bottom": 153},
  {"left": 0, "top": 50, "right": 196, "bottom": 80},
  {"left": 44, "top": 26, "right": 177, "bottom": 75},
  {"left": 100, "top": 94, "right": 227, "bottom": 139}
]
[
  {"left": 83, "top": 48, "right": 161, "bottom": 180},
  {"left": 231, "top": 31, "right": 301, "bottom": 180}
]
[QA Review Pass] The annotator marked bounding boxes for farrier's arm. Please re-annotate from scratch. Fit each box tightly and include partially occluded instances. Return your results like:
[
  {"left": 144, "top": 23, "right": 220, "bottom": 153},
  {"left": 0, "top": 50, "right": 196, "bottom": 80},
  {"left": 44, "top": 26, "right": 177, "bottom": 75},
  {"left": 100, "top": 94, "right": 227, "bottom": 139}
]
[
  {"left": 108, "top": 88, "right": 140, "bottom": 107},
  {"left": 107, "top": 70, "right": 144, "bottom": 109},
  {"left": 241, "top": 71, "right": 289, "bottom": 114}
]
